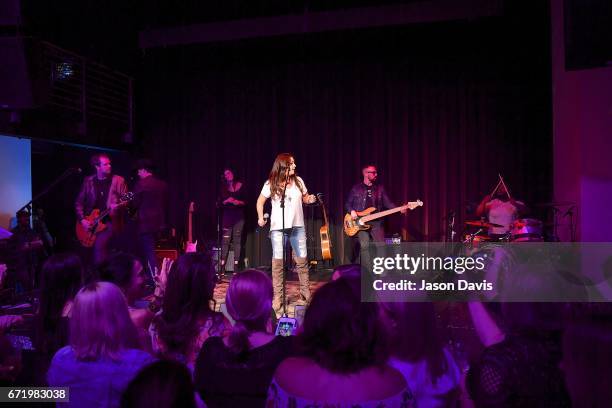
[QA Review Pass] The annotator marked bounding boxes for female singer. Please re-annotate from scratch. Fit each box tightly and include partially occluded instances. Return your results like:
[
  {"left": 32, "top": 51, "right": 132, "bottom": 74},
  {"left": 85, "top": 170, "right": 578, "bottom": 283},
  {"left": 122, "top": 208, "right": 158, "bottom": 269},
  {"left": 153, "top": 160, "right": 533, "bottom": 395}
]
[{"left": 256, "top": 153, "right": 316, "bottom": 316}]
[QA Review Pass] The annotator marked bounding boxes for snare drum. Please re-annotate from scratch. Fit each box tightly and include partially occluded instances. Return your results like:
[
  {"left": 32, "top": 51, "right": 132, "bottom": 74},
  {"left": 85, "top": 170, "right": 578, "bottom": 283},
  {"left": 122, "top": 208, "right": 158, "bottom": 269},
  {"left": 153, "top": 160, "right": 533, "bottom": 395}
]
[{"left": 510, "top": 218, "right": 543, "bottom": 242}]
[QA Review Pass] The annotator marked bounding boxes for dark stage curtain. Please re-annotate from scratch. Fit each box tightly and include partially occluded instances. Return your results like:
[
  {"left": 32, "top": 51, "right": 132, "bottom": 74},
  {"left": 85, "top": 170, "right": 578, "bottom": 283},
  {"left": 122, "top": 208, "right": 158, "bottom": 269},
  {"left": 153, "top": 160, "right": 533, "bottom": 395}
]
[{"left": 138, "top": 20, "right": 552, "bottom": 267}]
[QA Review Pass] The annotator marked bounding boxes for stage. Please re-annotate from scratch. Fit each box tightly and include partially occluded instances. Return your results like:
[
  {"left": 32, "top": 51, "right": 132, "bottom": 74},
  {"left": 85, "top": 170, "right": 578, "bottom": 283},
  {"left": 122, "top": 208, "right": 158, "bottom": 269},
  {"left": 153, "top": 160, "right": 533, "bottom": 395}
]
[{"left": 212, "top": 268, "right": 332, "bottom": 318}]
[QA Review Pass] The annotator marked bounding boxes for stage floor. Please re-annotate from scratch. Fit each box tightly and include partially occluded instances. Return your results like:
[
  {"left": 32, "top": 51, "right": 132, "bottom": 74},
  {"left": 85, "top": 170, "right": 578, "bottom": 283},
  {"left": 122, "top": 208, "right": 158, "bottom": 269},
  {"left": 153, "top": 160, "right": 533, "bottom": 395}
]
[{"left": 212, "top": 269, "right": 331, "bottom": 318}]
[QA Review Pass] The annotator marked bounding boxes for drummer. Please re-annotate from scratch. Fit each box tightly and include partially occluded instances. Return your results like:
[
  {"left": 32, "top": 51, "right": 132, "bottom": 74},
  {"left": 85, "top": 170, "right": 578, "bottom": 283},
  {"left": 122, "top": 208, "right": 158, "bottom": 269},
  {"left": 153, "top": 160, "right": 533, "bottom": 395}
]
[{"left": 476, "top": 179, "right": 527, "bottom": 239}]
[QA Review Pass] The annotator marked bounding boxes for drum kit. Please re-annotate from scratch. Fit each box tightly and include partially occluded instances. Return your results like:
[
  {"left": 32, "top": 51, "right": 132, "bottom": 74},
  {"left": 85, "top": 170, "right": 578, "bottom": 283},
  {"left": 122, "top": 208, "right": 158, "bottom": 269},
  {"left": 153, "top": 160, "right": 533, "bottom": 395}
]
[
  {"left": 460, "top": 175, "right": 567, "bottom": 248},
  {"left": 462, "top": 218, "right": 544, "bottom": 248}
]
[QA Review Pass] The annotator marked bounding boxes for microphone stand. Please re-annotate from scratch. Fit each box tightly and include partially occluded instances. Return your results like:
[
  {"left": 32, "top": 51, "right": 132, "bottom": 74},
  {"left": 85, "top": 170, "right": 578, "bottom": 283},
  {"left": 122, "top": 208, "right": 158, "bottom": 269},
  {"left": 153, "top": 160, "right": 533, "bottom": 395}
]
[
  {"left": 447, "top": 211, "right": 456, "bottom": 242},
  {"left": 280, "top": 169, "right": 290, "bottom": 317},
  {"left": 19, "top": 167, "right": 80, "bottom": 213},
  {"left": 215, "top": 177, "right": 224, "bottom": 282},
  {"left": 17, "top": 167, "right": 78, "bottom": 289}
]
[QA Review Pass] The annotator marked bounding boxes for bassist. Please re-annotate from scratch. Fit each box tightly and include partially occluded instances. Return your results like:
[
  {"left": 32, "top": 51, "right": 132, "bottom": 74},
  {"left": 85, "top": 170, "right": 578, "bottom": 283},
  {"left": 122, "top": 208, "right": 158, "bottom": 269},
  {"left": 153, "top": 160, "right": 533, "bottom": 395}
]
[
  {"left": 344, "top": 164, "right": 403, "bottom": 263},
  {"left": 75, "top": 153, "right": 128, "bottom": 265}
]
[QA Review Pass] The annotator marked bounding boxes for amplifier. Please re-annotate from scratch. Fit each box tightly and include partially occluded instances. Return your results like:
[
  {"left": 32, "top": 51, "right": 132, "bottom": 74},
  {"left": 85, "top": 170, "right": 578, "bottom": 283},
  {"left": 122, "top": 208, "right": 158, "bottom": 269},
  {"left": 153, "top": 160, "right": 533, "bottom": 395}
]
[{"left": 154, "top": 249, "right": 179, "bottom": 269}]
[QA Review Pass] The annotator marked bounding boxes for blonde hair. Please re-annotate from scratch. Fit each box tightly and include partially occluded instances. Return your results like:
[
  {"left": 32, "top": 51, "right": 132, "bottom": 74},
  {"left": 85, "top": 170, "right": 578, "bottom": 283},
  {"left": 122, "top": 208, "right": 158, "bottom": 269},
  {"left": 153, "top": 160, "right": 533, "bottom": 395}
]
[{"left": 70, "top": 281, "right": 138, "bottom": 360}]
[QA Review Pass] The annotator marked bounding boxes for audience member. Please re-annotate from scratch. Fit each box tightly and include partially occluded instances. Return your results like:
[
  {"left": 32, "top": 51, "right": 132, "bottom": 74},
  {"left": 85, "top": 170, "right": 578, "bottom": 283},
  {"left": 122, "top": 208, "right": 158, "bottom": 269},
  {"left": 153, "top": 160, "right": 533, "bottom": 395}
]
[
  {"left": 0, "top": 334, "right": 20, "bottom": 385},
  {"left": 562, "top": 318, "right": 612, "bottom": 407},
  {"left": 47, "top": 282, "right": 155, "bottom": 407},
  {"left": 267, "top": 277, "right": 414, "bottom": 407},
  {"left": 466, "top": 302, "right": 570, "bottom": 406},
  {"left": 0, "top": 263, "right": 7, "bottom": 288},
  {"left": 331, "top": 263, "right": 361, "bottom": 281},
  {"left": 99, "top": 253, "right": 153, "bottom": 349},
  {"left": 195, "top": 269, "right": 293, "bottom": 407},
  {"left": 36, "top": 253, "right": 83, "bottom": 356},
  {"left": 381, "top": 302, "right": 460, "bottom": 407},
  {"left": 150, "top": 252, "right": 229, "bottom": 368},
  {"left": 121, "top": 360, "right": 200, "bottom": 408}
]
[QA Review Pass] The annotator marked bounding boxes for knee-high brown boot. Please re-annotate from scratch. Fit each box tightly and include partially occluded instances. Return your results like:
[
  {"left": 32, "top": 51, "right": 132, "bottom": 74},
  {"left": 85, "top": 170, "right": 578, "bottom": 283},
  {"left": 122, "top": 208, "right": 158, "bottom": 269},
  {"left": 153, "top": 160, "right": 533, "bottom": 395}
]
[
  {"left": 271, "top": 258, "right": 284, "bottom": 316},
  {"left": 294, "top": 256, "right": 311, "bottom": 305}
]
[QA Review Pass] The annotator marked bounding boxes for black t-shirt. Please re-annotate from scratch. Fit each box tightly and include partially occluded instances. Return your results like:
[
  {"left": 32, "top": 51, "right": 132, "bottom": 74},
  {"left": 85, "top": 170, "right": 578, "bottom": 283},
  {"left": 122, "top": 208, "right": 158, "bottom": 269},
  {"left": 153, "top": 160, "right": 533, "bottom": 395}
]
[
  {"left": 364, "top": 183, "right": 374, "bottom": 209},
  {"left": 194, "top": 335, "right": 294, "bottom": 408},
  {"left": 93, "top": 177, "right": 112, "bottom": 211},
  {"left": 220, "top": 183, "right": 246, "bottom": 223}
]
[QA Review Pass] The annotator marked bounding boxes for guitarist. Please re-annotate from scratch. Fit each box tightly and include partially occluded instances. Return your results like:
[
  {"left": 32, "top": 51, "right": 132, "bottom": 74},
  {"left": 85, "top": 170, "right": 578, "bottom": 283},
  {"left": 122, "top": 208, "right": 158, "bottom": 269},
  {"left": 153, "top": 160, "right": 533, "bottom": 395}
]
[
  {"left": 75, "top": 153, "right": 128, "bottom": 265},
  {"left": 132, "top": 159, "right": 168, "bottom": 276},
  {"left": 344, "top": 164, "right": 403, "bottom": 264}
]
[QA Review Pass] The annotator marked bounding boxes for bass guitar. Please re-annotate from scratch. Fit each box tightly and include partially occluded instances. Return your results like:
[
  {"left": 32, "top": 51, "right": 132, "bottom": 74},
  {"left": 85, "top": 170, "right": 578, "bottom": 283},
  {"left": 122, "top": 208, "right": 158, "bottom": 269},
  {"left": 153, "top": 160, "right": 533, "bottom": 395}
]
[
  {"left": 316, "top": 194, "right": 332, "bottom": 260},
  {"left": 343, "top": 200, "right": 423, "bottom": 237},
  {"left": 76, "top": 192, "right": 134, "bottom": 247}
]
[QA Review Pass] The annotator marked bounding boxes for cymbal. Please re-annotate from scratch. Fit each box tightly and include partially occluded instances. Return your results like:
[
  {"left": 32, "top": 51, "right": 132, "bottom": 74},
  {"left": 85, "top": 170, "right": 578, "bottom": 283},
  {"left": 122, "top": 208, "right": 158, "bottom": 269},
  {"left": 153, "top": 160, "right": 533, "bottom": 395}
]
[
  {"left": 465, "top": 220, "right": 503, "bottom": 228},
  {"left": 534, "top": 201, "right": 574, "bottom": 207}
]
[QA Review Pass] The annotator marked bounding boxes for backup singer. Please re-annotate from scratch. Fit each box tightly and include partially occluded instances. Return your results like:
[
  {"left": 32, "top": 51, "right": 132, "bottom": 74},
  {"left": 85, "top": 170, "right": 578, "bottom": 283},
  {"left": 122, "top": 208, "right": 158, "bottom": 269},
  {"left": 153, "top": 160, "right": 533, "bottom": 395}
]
[
  {"left": 219, "top": 168, "right": 246, "bottom": 272},
  {"left": 256, "top": 153, "right": 316, "bottom": 316}
]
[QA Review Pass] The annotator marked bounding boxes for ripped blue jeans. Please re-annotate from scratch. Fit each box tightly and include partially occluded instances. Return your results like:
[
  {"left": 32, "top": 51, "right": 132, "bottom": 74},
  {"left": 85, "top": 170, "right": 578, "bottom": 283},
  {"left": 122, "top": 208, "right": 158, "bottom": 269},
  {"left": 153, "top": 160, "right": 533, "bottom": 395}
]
[{"left": 270, "top": 226, "right": 307, "bottom": 259}]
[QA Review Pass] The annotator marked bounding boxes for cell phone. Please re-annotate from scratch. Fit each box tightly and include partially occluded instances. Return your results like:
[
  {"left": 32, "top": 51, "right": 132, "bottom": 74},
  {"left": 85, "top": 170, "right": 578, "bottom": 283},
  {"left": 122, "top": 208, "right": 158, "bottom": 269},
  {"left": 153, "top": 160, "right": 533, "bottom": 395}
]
[{"left": 275, "top": 317, "right": 298, "bottom": 337}]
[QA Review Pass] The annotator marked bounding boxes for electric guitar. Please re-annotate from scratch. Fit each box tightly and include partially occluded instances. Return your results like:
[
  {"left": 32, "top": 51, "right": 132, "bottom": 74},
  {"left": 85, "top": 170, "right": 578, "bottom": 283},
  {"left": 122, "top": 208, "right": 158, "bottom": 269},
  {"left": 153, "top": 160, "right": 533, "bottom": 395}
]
[
  {"left": 184, "top": 201, "right": 197, "bottom": 252},
  {"left": 343, "top": 200, "right": 423, "bottom": 237},
  {"left": 76, "top": 192, "right": 134, "bottom": 247},
  {"left": 316, "top": 194, "right": 332, "bottom": 260}
]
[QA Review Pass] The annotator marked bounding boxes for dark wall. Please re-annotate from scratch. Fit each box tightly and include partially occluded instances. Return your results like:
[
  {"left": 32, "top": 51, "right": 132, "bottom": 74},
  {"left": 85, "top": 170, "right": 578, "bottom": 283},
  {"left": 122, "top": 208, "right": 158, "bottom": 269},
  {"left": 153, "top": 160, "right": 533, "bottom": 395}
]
[{"left": 137, "top": 7, "right": 552, "bottom": 265}]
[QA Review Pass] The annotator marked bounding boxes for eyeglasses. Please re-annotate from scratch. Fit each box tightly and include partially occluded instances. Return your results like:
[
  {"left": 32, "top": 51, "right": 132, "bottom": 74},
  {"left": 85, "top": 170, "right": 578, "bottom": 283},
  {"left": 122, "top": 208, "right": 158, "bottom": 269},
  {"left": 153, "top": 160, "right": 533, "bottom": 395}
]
[{"left": 366, "top": 171, "right": 377, "bottom": 174}]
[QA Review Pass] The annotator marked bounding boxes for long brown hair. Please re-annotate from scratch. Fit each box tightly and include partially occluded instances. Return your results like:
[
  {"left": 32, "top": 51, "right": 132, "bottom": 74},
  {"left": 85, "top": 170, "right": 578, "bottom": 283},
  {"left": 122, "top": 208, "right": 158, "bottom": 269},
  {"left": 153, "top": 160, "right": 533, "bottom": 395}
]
[
  {"left": 37, "top": 253, "right": 83, "bottom": 354},
  {"left": 380, "top": 302, "right": 447, "bottom": 383},
  {"left": 299, "top": 277, "right": 389, "bottom": 374},
  {"left": 155, "top": 253, "right": 224, "bottom": 354},
  {"left": 267, "top": 153, "right": 304, "bottom": 200}
]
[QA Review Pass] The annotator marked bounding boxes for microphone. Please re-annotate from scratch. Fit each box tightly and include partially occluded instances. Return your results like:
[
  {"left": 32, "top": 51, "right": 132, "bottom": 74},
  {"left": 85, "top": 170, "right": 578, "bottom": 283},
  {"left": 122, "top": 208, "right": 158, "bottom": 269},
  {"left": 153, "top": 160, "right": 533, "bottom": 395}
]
[{"left": 256, "top": 213, "right": 270, "bottom": 232}]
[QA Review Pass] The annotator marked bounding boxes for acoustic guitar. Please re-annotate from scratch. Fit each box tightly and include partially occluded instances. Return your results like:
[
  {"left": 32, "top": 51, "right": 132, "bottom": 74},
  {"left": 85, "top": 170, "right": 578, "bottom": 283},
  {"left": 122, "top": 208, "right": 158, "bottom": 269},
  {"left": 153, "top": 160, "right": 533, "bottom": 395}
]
[
  {"left": 343, "top": 200, "right": 423, "bottom": 237},
  {"left": 75, "top": 192, "right": 134, "bottom": 247},
  {"left": 316, "top": 194, "right": 332, "bottom": 260}
]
